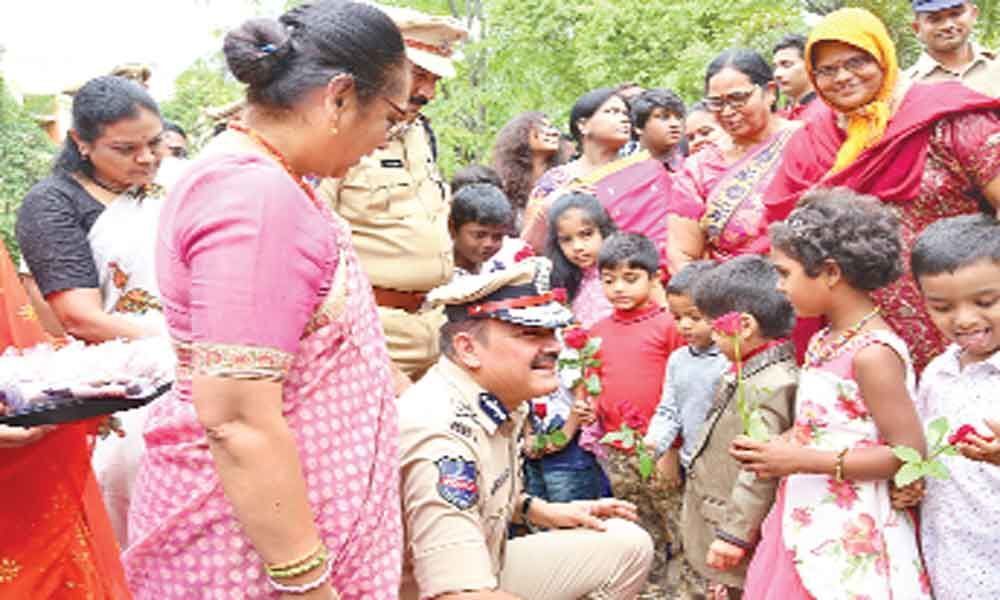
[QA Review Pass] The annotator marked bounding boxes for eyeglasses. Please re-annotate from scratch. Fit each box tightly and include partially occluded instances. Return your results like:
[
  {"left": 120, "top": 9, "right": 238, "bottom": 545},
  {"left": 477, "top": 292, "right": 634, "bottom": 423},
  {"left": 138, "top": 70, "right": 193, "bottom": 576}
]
[
  {"left": 812, "top": 55, "right": 876, "bottom": 81},
  {"left": 380, "top": 95, "right": 410, "bottom": 137},
  {"left": 703, "top": 87, "right": 759, "bottom": 112},
  {"left": 381, "top": 95, "right": 408, "bottom": 119}
]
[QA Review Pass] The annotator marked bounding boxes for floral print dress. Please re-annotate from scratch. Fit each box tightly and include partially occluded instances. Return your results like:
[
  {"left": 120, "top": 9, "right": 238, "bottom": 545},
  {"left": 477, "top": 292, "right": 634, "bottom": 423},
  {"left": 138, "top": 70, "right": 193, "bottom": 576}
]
[{"left": 777, "top": 330, "right": 930, "bottom": 600}]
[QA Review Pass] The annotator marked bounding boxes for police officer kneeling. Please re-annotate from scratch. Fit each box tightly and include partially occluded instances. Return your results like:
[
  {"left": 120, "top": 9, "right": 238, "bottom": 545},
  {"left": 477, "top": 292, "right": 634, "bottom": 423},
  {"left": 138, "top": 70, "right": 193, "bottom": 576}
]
[{"left": 399, "top": 257, "right": 654, "bottom": 600}]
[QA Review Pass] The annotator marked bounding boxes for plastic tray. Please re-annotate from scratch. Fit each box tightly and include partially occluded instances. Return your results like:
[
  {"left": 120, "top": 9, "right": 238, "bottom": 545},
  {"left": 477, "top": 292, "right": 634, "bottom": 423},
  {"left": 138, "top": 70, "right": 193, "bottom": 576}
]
[{"left": 0, "top": 382, "right": 172, "bottom": 428}]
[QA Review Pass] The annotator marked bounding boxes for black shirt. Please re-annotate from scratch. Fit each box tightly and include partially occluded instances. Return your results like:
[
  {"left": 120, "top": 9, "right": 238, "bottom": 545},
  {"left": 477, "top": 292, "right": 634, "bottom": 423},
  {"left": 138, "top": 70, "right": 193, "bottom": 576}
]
[{"left": 16, "top": 170, "right": 105, "bottom": 297}]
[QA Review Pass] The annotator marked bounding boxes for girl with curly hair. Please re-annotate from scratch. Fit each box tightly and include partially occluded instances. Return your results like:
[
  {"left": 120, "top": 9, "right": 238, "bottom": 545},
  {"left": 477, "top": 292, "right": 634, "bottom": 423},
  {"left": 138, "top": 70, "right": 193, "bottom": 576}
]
[
  {"left": 734, "top": 189, "right": 930, "bottom": 600},
  {"left": 491, "top": 111, "right": 561, "bottom": 230}
]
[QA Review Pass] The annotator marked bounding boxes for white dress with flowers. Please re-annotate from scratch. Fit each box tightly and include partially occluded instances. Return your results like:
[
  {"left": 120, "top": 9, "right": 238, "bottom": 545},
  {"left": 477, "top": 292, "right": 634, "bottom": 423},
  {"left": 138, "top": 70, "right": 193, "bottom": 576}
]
[{"left": 782, "top": 330, "right": 931, "bottom": 600}]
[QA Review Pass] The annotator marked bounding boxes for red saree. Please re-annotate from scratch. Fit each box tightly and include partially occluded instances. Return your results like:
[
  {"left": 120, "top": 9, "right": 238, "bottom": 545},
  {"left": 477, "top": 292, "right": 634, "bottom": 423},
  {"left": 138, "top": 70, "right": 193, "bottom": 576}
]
[
  {"left": 0, "top": 243, "right": 131, "bottom": 599},
  {"left": 764, "top": 82, "right": 1000, "bottom": 373}
]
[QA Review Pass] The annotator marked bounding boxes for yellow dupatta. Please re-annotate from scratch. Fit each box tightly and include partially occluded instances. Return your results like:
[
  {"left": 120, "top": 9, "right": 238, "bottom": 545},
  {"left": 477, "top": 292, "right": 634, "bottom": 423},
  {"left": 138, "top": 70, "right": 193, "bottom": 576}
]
[{"left": 805, "top": 8, "right": 899, "bottom": 175}]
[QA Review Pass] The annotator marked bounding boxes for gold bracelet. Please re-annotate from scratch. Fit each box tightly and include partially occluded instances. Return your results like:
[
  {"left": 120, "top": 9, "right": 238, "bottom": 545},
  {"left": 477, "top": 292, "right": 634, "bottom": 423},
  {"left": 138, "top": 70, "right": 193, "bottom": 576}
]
[
  {"left": 834, "top": 448, "right": 849, "bottom": 482},
  {"left": 268, "top": 549, "right": 328, "bottom": 580},
  {"left": 265, "top": 542, "right": 325, "bottom": 577}
]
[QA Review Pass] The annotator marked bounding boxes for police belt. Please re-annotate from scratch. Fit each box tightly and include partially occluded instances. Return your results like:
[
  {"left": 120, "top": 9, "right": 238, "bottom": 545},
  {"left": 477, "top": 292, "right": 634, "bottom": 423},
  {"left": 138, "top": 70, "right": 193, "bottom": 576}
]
[{"left": 372, "top": 286, "right": 428, "bottom": 314}]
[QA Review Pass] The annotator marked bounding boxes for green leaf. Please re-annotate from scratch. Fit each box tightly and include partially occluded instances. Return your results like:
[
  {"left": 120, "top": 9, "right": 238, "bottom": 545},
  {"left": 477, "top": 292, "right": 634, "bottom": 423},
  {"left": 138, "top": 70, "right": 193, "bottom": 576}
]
[
  {"left": 746, "top": 412, "right": 770, "bottom": 442},
  {"left": 893, "top": 462, "right": 924, "bottom": 488},
  {"left": 585, "top": 374, "right": 602, "bottom": 396},
  {"left": 927, "top": 417, "right": 950, "bottom": 447},
  {"left": 925, "top": 460, "right": 951, "bottom": 481},
  {"left": 549, "top": 430, "right": 568, "bottom": 446},
  {"left": 892, "top": 446, "right": 923, "bottom": 464},
  {"left": 585, "top": 358, "right": 602, "bottom": 368},
  {"left": 638, "top": 453, "right": 654, "bottom": 481},
  {"left": 533, "top": 435, "right": 546, "bottom": 451},
  {"left": 940, "top": 445, "right": 960, "bottom": 456},
  {"left": 583, "top": 337, "right": 602, "bottom": 355}
]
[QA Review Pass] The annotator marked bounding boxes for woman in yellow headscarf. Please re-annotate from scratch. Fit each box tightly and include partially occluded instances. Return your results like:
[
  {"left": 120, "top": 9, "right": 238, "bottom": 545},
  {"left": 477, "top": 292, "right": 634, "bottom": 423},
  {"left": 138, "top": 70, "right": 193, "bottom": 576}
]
[{"left": 764, "top": 7, "right": 1000, "bottom": 374}]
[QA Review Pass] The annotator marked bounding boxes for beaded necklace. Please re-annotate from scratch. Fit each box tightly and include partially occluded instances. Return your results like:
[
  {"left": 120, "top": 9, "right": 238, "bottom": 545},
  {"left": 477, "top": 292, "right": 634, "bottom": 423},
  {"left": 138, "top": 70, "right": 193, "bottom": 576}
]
[
  {"left": 805, "top": 307, "right": 881, "bottom": 368},
  {"left": 90, "top": 171, "right": 132, "bottom": 195},
  {"left": 228, "top": 122, "right": 321, "bottom": 210}
]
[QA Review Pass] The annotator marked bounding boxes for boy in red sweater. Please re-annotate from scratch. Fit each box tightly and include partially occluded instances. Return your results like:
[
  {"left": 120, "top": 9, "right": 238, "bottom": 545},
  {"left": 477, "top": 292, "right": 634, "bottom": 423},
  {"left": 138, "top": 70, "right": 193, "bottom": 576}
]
[{"left": 591, "top": 233, "right": 685, "bottom": 596}]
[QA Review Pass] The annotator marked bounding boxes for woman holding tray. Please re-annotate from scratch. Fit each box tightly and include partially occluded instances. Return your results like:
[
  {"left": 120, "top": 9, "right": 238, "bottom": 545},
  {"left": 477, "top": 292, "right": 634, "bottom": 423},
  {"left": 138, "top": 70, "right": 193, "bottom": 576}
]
[
  {"left": 124, "top": 2, "right": 409, "bottom": 598},
  {"left": 16, "top": 75, "right": 170, "bottom": 547},
  {"left": 0, "top": 242, "right": 132, "bottom": 599}
]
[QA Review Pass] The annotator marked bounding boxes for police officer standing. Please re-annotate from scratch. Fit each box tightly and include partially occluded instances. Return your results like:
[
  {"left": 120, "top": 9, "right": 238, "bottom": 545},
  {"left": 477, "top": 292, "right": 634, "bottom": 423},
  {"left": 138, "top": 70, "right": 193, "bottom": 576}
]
[
  {"left": 399, "top": 257, "right": 654, "bottom": 600},
  {"left": 906, "top": 0, "right": 998, "bottom": 96},
  {"left": 318, "top": 6, "right": 466, "bottom": 382}
]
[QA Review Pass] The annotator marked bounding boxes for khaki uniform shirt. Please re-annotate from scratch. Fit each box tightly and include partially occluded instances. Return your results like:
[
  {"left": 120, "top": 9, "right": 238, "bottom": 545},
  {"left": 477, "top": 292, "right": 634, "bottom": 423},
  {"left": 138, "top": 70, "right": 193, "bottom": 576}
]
[
  {"left": 318, "top": 117, "right": 453, "bottom": 292},
  {"left": 905, "top": 44, "right": 999, "bottom": 97},
  {"left": 398, "top": 357, "right": 526, "bottom": 600}
]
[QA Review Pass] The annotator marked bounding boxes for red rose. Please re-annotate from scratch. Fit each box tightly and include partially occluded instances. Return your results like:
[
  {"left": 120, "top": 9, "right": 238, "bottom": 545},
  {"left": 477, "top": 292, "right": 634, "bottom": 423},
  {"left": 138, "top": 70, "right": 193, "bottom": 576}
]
[
  {"left": 948, "top": 423, "right": 995, "bottom": 445},
  {"left": 533, "top": 402, "right": 548, "bottom": 420},
  {"left": 563, "top": 327, "right": 589, "bottom": 350},
  {"left": 712, "top": 312, "right": 742, "bottom": 337},
  {"left": 623, "top": 406, "right": 646, "bottom": 432},
  {"left": 514, "top": 245, "right": 534, "bottom": 263}
]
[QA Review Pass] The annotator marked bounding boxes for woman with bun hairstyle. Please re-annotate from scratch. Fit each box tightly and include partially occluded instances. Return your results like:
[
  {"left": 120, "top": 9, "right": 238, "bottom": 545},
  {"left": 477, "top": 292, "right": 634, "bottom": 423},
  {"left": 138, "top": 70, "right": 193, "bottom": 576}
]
[{"left": 123, "top": 2, "right": 410, "bottom": 599}]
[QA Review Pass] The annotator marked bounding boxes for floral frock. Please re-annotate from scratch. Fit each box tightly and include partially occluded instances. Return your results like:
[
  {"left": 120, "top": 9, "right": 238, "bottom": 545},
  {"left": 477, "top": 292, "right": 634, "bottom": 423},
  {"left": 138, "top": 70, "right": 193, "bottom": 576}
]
[{"left": 781, "top": 330, "right": 930, "bottom": 600}]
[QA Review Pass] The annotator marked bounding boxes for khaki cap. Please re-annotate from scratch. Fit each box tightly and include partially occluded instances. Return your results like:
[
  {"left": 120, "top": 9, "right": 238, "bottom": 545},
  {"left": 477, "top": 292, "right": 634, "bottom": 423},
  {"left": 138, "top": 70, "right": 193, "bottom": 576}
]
[
  {"left": 110, "top": 63, "right": 151, "bottom": 85},
  {"left": 378, "top": 4, "right": 468, "bottom": 78}
]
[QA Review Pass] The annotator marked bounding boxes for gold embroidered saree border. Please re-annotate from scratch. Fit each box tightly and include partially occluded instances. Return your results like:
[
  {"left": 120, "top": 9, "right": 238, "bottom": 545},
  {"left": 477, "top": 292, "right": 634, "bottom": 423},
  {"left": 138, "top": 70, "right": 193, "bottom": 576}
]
[{"left": 174, "top": 341, "right": 294, "bottom": 381}]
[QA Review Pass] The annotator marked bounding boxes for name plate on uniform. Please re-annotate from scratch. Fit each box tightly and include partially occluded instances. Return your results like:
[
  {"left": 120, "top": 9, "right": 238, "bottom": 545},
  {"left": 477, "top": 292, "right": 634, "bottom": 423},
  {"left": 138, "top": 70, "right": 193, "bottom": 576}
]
[{"left": 380, "top": 159, "right": 405, "bottom": 169}]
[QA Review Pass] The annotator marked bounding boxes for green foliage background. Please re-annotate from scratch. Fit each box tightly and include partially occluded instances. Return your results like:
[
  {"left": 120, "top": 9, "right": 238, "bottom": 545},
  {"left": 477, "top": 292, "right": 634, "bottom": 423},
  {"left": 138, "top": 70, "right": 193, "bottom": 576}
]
[
  {"left": 160, "top": 55, "right": 244, "bottom": 141},
  {"left": 0, "top": 77, "right": 56, "bottom": 261}
]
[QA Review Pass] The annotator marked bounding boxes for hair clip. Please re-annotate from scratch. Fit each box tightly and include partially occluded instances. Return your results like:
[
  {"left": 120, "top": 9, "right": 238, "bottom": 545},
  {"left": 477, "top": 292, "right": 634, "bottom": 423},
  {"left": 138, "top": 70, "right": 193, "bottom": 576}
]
[{"left": 259, "top": 43, "right": 278, "bottom": 55}]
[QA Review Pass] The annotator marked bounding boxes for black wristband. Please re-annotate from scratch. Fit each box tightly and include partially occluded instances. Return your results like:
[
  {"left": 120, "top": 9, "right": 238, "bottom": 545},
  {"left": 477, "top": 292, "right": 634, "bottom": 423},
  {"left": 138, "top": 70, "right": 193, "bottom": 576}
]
[
  {"left": 521, "top": 494, "right": 535, "bottom": 523},
  {"left": 521, "top": 495, "right": 535, "bottom": 523}
]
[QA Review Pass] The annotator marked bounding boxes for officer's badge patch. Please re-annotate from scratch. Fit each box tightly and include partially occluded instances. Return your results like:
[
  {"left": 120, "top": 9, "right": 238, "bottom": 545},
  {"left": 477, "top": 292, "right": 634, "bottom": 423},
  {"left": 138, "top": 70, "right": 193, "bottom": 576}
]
[
  {"left": 449, "top": 421, "right": 474, "bottom": 439},
  {"left": 436, "top": 456, "right": 479, "bottom": 510}
]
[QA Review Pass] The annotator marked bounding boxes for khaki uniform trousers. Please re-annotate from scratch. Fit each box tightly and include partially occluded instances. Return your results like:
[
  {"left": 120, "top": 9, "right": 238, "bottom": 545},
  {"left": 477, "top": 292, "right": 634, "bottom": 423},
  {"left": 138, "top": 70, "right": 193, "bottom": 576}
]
[
  {"left": 499, "top": 518, "right": 654, "bottom": 600},
  {"left": 378, "top": 305, "right": 446, "bottom": 380}
]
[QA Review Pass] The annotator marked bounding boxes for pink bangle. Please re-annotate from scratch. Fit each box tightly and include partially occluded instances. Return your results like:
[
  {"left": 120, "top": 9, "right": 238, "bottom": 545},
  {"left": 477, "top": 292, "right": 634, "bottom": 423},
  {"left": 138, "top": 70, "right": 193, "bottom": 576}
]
[{"left": 267, "top": 558, "right": 332, "bottom": 595}]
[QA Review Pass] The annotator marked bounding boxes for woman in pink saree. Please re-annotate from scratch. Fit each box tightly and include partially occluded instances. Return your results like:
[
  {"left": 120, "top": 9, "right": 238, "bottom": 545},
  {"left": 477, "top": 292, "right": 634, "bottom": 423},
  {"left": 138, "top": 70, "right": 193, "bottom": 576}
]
[
  {"left": 667, "top": 49, "right": 800, "bottom": 271},
  {"left": 123, "top": 3, "right": 410, "bottom": 599}
]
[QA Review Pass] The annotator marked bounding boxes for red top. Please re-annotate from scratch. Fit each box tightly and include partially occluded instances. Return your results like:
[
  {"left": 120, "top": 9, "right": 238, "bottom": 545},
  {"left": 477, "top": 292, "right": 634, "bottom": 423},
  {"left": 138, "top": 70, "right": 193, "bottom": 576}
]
[{"left": 591, "top": 303, "right": 685, "bottom": 441}]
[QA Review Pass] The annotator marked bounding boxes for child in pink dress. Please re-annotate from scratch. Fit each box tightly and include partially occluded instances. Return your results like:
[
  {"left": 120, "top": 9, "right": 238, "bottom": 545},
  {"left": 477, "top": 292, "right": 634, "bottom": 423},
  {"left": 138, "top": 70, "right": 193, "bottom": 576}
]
[
  {"left": 734, "top": 190, "right": 930, "bottom": 600},
  {"left": 522, "top": 192, "right": 618, "bottom": 503},
  {"left": 545, "top": 192, "right": 617, "bottom": 328}
]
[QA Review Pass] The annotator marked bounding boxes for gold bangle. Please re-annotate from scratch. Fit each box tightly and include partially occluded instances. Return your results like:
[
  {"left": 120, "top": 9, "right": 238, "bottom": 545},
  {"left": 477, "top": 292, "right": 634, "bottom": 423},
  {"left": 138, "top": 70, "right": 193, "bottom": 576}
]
[
  {"left": 266, "top": 542, "right": 325, "bottom": 577},
  {"left": 268, "top": 549, "right": 328, "bottom": 580},
  {"left": 834, "top": 448, "right": 849, "bottom": 482}
]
